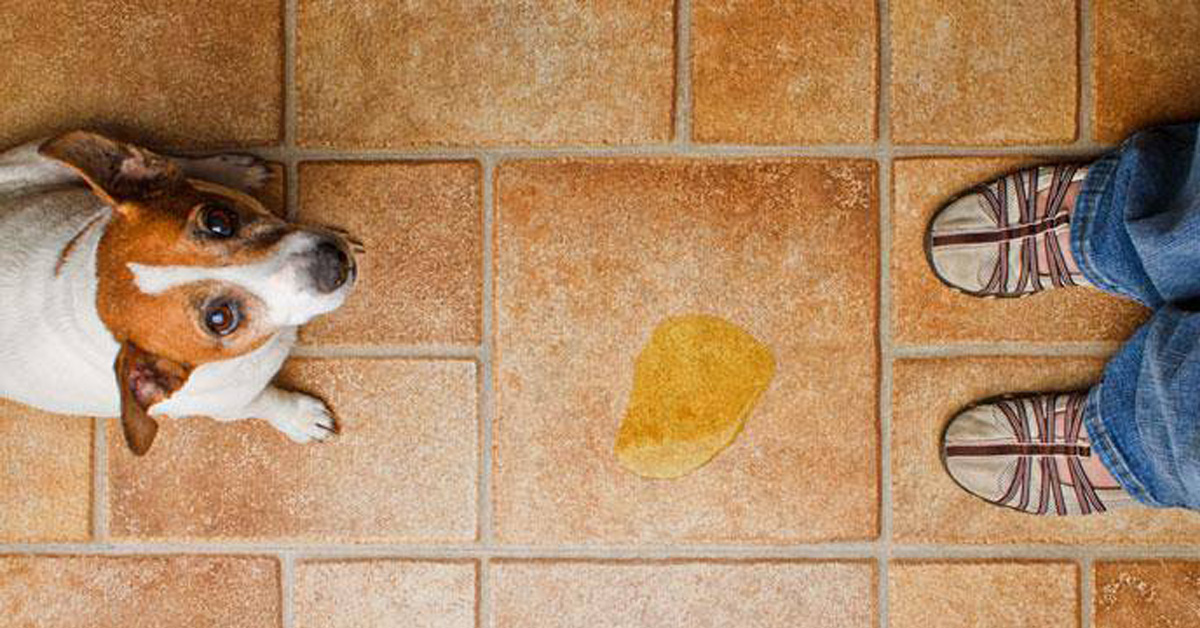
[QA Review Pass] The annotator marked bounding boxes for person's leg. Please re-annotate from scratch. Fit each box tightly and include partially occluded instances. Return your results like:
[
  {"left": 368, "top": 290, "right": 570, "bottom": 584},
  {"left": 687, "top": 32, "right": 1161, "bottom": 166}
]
[
  {"left": 1072, "top": 122, "right": 1200, "bottom": 307},
  {"left": 1083, "top": 304, "right": 1200, "bottom": 510},
  {"left": 1068, "top": 123, "right": 1200, "bottom": 509}
]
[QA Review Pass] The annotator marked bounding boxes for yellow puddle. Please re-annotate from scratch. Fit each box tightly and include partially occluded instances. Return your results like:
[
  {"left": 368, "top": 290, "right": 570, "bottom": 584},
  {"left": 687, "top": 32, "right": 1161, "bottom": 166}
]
[{"left": 614, "top": 315, "right": 775, "bottom": 479}]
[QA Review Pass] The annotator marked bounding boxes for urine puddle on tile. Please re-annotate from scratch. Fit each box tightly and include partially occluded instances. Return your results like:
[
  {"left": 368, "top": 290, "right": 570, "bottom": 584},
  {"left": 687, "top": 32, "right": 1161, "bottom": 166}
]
[{"left": 614, "top": 315, "right": 775, "bottom": 479}]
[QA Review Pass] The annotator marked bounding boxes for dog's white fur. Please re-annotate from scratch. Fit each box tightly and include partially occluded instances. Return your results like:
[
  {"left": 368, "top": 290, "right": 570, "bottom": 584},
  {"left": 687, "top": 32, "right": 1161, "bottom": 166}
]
[
  {"left": 128, "top": 228, "right": 346, "bottom": 328},
  {"left": 0, "top": 139, "right": 345, "bottom": 444}
]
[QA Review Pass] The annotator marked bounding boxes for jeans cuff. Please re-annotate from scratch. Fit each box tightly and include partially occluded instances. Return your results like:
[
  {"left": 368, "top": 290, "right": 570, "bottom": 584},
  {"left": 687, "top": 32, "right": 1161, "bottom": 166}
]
[
  {"left": 1071, "top": 151, "right": 1145, "bottom": 303},
  {"left": 1082, "top": 381, "right": 1163, "bottom": 508}
]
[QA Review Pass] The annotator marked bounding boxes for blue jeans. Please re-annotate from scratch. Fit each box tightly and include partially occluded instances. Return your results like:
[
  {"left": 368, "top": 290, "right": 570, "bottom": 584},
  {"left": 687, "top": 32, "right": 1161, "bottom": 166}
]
[{"left": 1074, "top": 122, "right": 1200, "bottom": 510}]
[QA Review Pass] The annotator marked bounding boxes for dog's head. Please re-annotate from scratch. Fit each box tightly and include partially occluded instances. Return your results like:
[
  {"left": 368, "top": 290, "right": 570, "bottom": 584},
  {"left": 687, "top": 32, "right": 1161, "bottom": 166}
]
[{"left": 40, "top": 131, "right": 357, "bottom": 454}]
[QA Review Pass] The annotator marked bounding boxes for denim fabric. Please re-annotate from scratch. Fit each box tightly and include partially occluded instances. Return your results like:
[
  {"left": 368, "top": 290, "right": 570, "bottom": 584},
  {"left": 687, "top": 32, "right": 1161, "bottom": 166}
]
[{"left": 1073, "top": 122, "right": 1200, "bottom": 509}]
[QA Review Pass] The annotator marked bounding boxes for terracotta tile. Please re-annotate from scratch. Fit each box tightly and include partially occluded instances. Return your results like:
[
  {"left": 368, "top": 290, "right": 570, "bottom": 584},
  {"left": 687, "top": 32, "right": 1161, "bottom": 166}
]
[
  {"left": 893, "top": 357, "right": 1200, "bottom": 544},
  {"left": 890, "top": 561, "right": 1078, "bottom": 628},
  {"left": 0, "top": 400, "right": 91, "bottom": 542},
  {"left": 108, "top": 359, "right": 478, "bottom": 542},
  {"left": 1092, "top": 1, "right": 1200, "bottom": 143},
  {"left": 889, "top": 0, "right": 1077, "bottom": 145},
  {"left": 692, "top": 0, "right": 877, "bottom": 144},
  {"left": 296, "top": 1, "right": 674, "bottom": 148},
  {"left": 892, "top": 158, "right": 1149, "bottom": 344},
  {"left": 495, "top": 159, "right": 879, "bottom": 544},
  {"left": 0, "top": 555, "right": 279, "bottom": 627},
  {"left": 295, "top": 560, "right": 476, "bottom": 628},
  {"left": 491, "top": 561, "right": 875, "bottom": 628},
  {"left": 0, "top": 0, "right": 282, "bottom": 148},
  {"left": 1095, "top": 561, "right": 1200, "bottom": 627},
  {"left": 297, "top": 162, "right": 482, "bottom": 346}
]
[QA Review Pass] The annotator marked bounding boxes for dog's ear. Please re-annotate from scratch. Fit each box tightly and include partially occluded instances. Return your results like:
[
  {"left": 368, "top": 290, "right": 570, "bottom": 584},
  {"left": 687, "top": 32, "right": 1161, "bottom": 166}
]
[
  {"left": 114, "top": 341, "right": 192, "bottom": 456},
  {"left": 38, "top": 131, "right": 183, "bottom": 207}
]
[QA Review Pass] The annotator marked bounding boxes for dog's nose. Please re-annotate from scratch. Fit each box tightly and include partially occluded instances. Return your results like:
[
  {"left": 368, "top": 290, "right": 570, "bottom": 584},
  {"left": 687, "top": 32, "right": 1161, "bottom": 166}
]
[{"left": 311, "top": 238, "right": 353, "bottom": 293}]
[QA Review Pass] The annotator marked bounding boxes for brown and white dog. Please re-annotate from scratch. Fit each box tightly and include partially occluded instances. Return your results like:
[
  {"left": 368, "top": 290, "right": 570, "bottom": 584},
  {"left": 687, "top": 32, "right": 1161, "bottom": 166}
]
[{"left": 0, "top": 131, "right": 357, "bottom": 455}]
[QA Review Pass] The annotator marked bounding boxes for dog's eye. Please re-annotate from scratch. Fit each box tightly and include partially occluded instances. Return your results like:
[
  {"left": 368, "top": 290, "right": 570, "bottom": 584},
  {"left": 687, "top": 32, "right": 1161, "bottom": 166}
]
[
  {"left": 203, "top": 302, "right": 240, "bottom": 336},
  {"left": 200, "top": 203, "right": 239, "bottom": 238}
]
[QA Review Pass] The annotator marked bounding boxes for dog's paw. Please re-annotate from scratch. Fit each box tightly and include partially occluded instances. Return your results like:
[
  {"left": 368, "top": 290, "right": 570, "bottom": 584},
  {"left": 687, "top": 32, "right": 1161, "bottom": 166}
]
[
  {"left": 182, "top": 154, "right": 272, "bottom": 192},
  {"left": 267, "top": 393, "right": 337, "bottom": 444}
]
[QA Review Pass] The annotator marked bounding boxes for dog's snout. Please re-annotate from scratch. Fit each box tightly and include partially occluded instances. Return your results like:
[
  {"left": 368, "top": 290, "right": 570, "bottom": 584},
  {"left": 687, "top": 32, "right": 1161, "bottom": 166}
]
[{"left": 311, "top": 238, "right": 354, "bottom": 294}]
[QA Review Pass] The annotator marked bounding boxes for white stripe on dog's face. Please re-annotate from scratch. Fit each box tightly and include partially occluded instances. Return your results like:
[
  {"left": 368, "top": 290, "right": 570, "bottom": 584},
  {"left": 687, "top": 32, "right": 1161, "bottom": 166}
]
[
  {"left": 128, "top": 231, "right": 351, "bottom": 327},
  {"left": 85, "top": 166, "right": 356, "bottom": 369}
]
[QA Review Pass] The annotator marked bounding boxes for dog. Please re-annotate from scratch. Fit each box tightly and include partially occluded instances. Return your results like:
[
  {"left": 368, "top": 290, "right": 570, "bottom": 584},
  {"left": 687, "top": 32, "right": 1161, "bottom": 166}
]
[{"left": 0, "top": 131, "right": 357, "bottom": 455}]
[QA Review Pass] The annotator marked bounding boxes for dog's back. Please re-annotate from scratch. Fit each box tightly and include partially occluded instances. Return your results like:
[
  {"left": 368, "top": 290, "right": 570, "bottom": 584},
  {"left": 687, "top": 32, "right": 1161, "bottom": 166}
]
[{"left": 0, "top": 185, "right": 119, "bottom": 415}]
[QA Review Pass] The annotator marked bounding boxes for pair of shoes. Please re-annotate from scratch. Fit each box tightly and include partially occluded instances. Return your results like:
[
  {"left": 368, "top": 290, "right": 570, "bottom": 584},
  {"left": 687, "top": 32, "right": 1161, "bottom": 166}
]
[{"left": 928, "top": 165, "right": 1134, "bottom": 516}]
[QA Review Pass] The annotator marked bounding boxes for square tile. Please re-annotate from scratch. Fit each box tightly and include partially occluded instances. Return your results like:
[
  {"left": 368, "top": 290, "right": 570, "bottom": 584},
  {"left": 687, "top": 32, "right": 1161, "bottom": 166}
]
[
  {"left": 108, "top": 359, "right": 478, "bottom": 542},
  {"left": 495, "top": 159, "right": 879, "bottom": 544},
  {"left": 295, "top": 560, "right": 476, "bottom": 628},
  {"left": 890, "top": 0, "right": 1077, "bottom": 145},
  {"left": 296, "top": 1, "right": 674, "bottom": 148},
  {"left": 0, "top": 400, "right": 91, "bottom": 542},
  {"left": 0, "top": 0, "right": 282, "bottom": 148},
  {"left": 491, "top": 561, "right": 875, "bottom": 628},
  {"left": 297, "top": 162, "right": 482, "bottom": 346},
  {"left": 1092, "top": 0, "right": 1200, "bottom": 143},
  {"left": 893, "top": 357, "right": 1200, "bottom": 544},
  {"left": 692, "top": 0, "right": 877, "bottom": 144},
  {"left": 0, "top": 555, "right": 279, "bottom": 627},
  {"left": 1095, "top": 561, "right": 1200, "bottom": 627},
  {"left": 892, "top": 158, "right": 1149, "bottom": 345},
  {"left": 890, "top": 561, "right": 1078, "bottom": 628}
]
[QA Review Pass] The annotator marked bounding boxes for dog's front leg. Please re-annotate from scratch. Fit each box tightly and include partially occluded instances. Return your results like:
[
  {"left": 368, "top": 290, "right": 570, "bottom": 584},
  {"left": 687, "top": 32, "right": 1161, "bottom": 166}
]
[
  {"left": 159, "top": 329, "right": 336, "bottom": 444},
  {"left": 218, "top": 386, "right": 338, "bottom": 444}
]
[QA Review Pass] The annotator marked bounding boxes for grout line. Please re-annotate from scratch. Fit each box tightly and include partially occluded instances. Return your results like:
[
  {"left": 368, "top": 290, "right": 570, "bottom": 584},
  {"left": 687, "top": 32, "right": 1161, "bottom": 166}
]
[
  {"left": 289, "top": 341, "right": 1122, "bottom": 362},
  {"left": 477, "top": 156, "right": 496, "bottom": 628},
  {"left": 892, "top": 342, "right": 1122, "bottom": 359},
  {"left": 246, "top": 145, "right": 879, "bottom": 160},
  {"left": 235, "top": 142, "right": 1127, "bottom": 163},
  {"left": 479, "top": 157, "right": 496, "bottom": 546},
  {"left": 283, "top": 0, "right": 299, "bottom": 221},
  {"left": 4, "top": 542, "right": 1199, "bottom": 560},
  {"left": 283, "top": 0, "right": 297, "bottom": 150},
  {"left": 1081, "top": 556, "right": 1093, "bottom": 628},
  {"left": 281, "top": 552, "right": 296, "bottom": 628},
  {"left": 1075, "top": 6, "right": 1091, "bottom": 627},
  {"left": 1078, "top": 0, "right": 1094, "bottom": 145},
  {"left": 286, "top": 160, "right": 299, "bottom": 222},
  {"left": 673, "top": 0, "right": 692, "bottom": 145},
  {"left": 887, "top": 545, "right": 1200, "bottom": 560},
  {"left": 477, "top": 557, "right": 491, "bottom": 628},
  {"left": 91, "top": 417, "right": 108, "bottom": 541},
  {"left": 291, "top": 343, "right": 480, "bottom": 360},
  {"left": 888, "top": 143, "right": 1114, "bottom": 157},
  {"left": 876, "top": 1, "right": 893, "bottom": 627}
]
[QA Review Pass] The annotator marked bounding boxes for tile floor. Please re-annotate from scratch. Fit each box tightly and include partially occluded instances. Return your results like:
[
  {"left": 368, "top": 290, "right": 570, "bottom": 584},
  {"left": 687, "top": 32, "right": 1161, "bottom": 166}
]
[{"left": 1, "top": 1, "right": 1200, "bottom": 627}]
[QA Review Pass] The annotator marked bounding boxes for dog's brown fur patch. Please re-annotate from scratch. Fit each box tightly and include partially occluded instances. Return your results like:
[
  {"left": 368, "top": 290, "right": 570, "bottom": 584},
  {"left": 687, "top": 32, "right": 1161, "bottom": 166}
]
[
  {"left": 94, "top": 190, "right": 285, "bottom": 367},
  {"left": 42, "top": 131, "right": 291, "bottom": 367}
]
